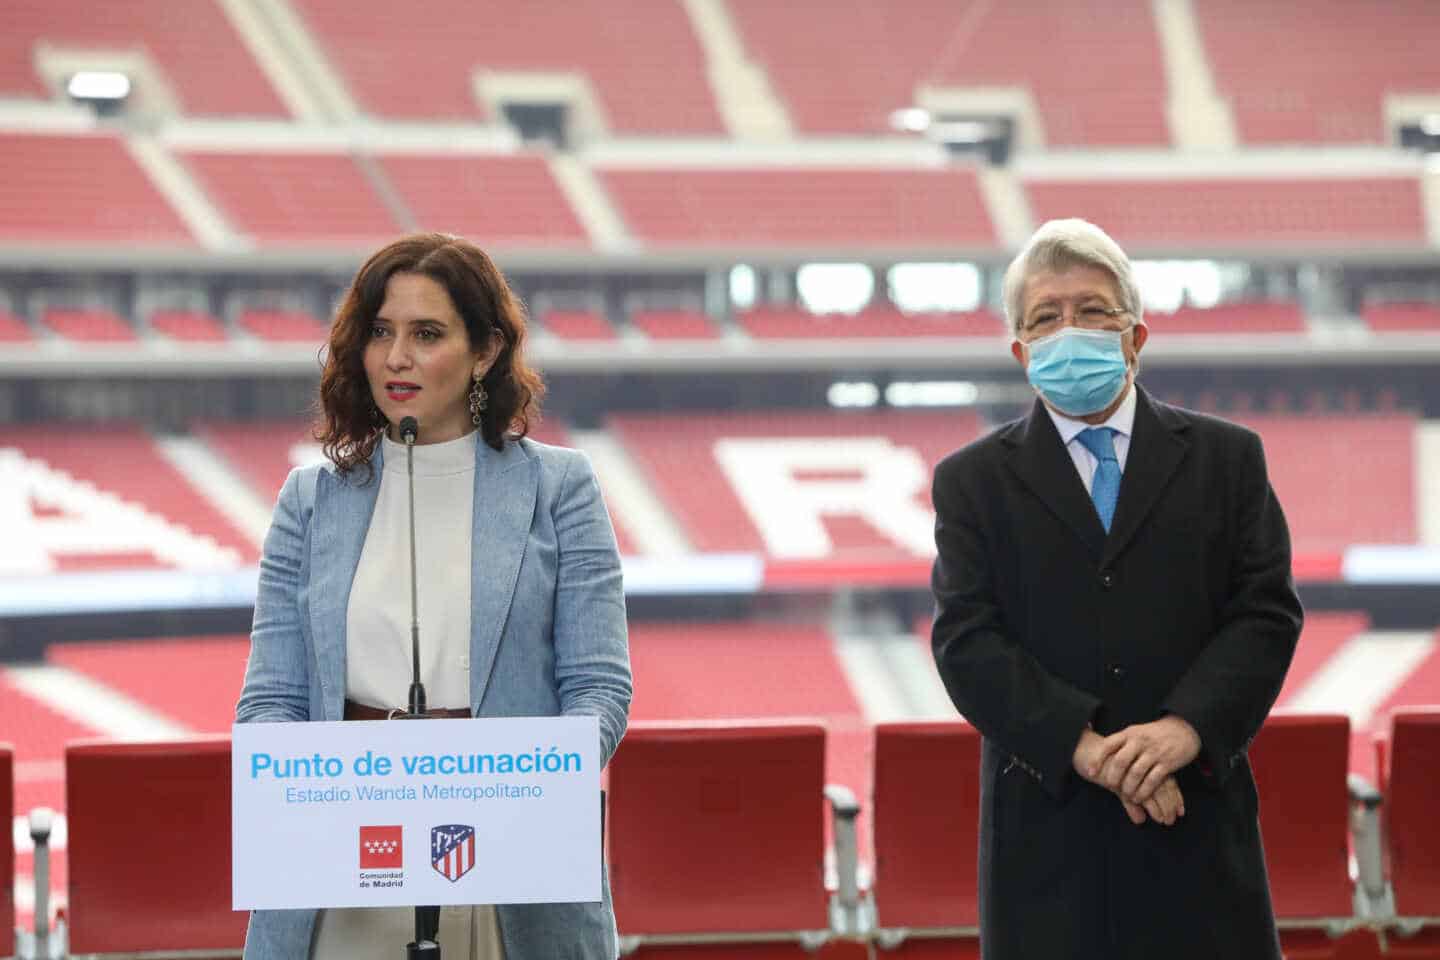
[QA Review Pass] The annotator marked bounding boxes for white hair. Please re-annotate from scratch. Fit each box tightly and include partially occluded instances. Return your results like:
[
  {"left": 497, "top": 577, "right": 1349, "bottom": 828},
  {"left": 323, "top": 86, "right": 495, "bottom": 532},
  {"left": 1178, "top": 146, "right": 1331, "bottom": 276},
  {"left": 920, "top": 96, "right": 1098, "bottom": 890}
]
[{"left": 1001, "top": 218, "right": 1144, "bottom": 337}]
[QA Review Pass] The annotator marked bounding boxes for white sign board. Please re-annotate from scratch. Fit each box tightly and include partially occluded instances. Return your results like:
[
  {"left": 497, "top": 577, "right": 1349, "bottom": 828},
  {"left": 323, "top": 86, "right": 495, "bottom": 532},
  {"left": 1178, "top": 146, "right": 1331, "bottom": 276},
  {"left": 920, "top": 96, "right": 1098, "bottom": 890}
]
[{"left": 232, "top": 716, "right": 600, "bottom": 910}]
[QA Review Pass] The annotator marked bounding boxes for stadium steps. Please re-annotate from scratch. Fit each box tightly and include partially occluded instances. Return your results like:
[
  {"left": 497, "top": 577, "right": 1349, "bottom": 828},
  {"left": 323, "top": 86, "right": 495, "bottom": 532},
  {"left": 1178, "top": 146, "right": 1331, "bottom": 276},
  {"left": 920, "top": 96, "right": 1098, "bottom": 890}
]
[
  {"left": 152, "top": 434, "right": 273, "bottom": 550},
  {"left": 123, "top": 133, "right": 240, "bottom": 251},
  {"left": 976, "top": 166, "right": 1033, "bottom": 248},
  {"left": 1151, "top": 0, "right": 1236, "bottom": 148},
  {"left": 549, "top": 153, "right": 633, "bottom": 251},
  {"left": 1420, "top": 422, "right": 1440, "bottom": 545},
  {"left": 568, "top": 429, "right": 691, "bottom": 555},
  {"left": 1424, "top": 167, "right": 1440, "bottom": 246},
  {"left": 226, "top": 0, "right": 362, "bottom": 121},
  {"left": 680, "top": 0, "right": 792, "bottom": 141}
]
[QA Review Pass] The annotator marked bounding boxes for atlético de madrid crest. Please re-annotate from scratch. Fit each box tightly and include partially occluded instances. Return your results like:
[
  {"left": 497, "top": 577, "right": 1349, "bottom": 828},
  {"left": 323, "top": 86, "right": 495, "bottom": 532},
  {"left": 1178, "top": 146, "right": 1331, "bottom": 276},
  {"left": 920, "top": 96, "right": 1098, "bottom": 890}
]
[{"left": 430, "top": 824, "right": 476, "bottom": 882}]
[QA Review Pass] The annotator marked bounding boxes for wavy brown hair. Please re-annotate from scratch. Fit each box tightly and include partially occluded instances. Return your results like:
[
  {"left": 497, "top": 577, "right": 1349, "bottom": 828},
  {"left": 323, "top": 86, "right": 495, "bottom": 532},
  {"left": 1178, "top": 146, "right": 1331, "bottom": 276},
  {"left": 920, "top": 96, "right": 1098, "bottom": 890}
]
[{"left": 316, "top": 233, "right": 545, "bottom": 477}]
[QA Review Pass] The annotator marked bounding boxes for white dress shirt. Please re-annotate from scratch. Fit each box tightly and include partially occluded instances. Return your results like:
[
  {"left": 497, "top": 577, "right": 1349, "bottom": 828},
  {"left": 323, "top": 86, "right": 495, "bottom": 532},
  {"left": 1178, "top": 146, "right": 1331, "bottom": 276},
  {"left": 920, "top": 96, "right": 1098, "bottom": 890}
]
[{"left": 1042, "top": 384, "right": 1136, "bottom": 493}]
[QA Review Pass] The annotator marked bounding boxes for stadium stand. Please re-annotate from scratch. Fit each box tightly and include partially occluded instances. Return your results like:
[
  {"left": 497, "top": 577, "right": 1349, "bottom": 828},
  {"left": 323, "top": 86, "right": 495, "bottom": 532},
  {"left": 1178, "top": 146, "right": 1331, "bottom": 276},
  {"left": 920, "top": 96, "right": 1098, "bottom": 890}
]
[
  {"left": 1228, "top": 415, "right": 1417, "bottom": 554},
  {"left": 148, "top": 308, "right": 227, "bottom": 342},
  {"left": 1248, "top": 715, "right": 1373, "bottom": 958},
  {"left": 627, "top": 622, "right": 869, "bottom": 816},
  {"left": 738, "top": 307, "right": 1004, "bottom": 340},
  {"left": 1145, "top": 301, "right": 1307, "bottom": 334},
  {"left": 39, "top": 307, "right": 137, "bottom": 344},
  {"left": 3, "top": 0, "right": 288, "bottom": 116},
  {"left": 179, "top": 150, "right": 400, "bottom": 247},
  {"left": 1363, "top": 303, "right": 1440, "bottom": 332},
  {"left": 377, "top": 153, "right": 590, "bottom": 248},
  {"left": 1, "top": 743, "right": 12, "bottom": 960},
  {"left": 726, "top": 0, "right": 1167, "bottom": 145},
  {"left": 1193, "top": 0, "right": 1440, "bottom": 144},
  {"left": 0, "top": 310, "right": 34, "bottom": 343},
  {"left": 1023, "top": 176, "right": 1429, "bottom": 250},
  {"left": 1383, "top": 708, "right": 1440, "bottom": 955},
  {"left": 629, "top": 309, "right": 721, "bottom": 341},
  {"left": 291, "top": 0, "right": 723, "bottom": 133},
  {"left": 6, "top": 423, "right": 257, "bottom": 572},
  {"left": 598, "top": 168, "right": 998, "bottom": 249},
  {"left": 608, "top": 411, "right": 983, "bottom": 556},
  {"left": 64, "top": 737, "right": 246, "bottom": 955},
  {"left": 542, "top": 308, "right": 618, "bottom": 341},
  {"left": 608, "top": 722, "right": 866, "bottom": 957},
  {"left": 870, "top": 721, "right": 981, "bottom": 958},
  {"left": 48, "top": 637, "right": 248, "bottom": 734},
  {"left": 0, "top": 133, "right": 194, "bottom": 247}
]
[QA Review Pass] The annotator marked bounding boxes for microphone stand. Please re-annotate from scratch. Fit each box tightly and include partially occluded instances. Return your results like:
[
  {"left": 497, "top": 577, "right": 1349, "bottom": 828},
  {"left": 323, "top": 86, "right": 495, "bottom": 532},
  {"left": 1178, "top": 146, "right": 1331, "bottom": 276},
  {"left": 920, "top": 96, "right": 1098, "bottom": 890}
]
[{"left": 394, "top": 417, "right": 440, "bottom": 960}]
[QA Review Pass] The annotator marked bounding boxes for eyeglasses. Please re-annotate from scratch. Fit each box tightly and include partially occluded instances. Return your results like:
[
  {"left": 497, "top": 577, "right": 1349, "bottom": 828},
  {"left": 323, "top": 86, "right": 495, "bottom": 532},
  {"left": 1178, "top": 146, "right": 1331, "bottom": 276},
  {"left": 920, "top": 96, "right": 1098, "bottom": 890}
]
[{"left": 1022, "top": 304, "right": 1130, "bottom": 339}]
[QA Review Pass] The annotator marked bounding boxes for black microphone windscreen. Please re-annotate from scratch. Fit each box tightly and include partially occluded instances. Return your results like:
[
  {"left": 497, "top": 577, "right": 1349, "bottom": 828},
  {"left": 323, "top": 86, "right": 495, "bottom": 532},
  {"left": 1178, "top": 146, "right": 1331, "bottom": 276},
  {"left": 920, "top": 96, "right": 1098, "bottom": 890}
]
[{"left": 399, "top": 416, "right": 419, "bottom": 442}]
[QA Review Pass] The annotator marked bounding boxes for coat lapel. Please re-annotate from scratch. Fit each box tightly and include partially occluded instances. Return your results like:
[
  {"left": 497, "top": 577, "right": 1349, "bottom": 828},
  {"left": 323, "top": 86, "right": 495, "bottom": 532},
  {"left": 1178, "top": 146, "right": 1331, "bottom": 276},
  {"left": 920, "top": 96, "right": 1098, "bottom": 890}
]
[
  {"left": 308, "top": 456, "right": 382, "bottom": 721},
  {"left": 1101, "top": 388, "right": 1190, "bottom": 567},
  {"left": 468, "top": 438, "right": 539, "bottom": 708},
  {"left": 1004, "top": 399, "right": 1107, "bottom": 559}
]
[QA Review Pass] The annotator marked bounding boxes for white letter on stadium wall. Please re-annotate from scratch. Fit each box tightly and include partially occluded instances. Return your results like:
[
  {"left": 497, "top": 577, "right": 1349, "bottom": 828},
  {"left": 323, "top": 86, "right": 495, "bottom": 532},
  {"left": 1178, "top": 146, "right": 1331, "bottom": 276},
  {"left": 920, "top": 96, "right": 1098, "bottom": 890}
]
[{"left": 712, "top": 438, "right": 935, "bottom": 559}]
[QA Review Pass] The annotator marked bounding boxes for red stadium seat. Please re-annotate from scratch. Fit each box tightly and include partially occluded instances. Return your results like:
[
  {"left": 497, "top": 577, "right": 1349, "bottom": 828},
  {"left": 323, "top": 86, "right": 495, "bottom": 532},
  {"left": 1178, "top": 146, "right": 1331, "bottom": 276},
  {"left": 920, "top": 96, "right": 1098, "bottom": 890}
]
[
  {"left": 630, "top": 309, "right": 720, "bottom": 341},
  {"left": 149, "top": 309, "right": 228, "bottom": 342},
  {"left": 1194, "top": 0, "right": 1440, "bottom": 144},
  {"left": 1024, "top": 176, "right": 1427, "bottom": 251},
  {"left": 181, "top": 151, "right": 401, "bottom": 247},
  {"left": 1248, "top": 714, "right": 1375, "bottom": 959},
  {"left": 65, "top": 737, "right": 246, "bottom": 955},
  {"left": 42, "top": 308, "right": 138, "bottom": 343},
  {"left": 292, "top": 0, "right": 723, "bottom": 133},
  {"left": 870, "top": 722, "right": 981, "bottom": 958},
  {"left": 0, "top": 310, "right": 35, "bottom": 342},
  {"left": 727, "top": 0, "right": 1168, "bottom": 145},
  {"left": 1363, "top": 303, "right": 1440, "bottom": 333},
  {"left": 599, "top": 168, "right": 997, "bottom": 250},
  {"left": 0, "top": 133, "right": 195, "bottom": 247},
  {"left": 377, "top": 153, "right": 589, "bottom": 248},
  {"left": 608, "top": 722, "right": 864, "bottom": 958},
  {"left": 543, "top": 309, "right": 617, "bottom": 341},
  {"left": 238, "top": 308, "right": 328, "bottom": 343},
  {"left": 1, "top": 743, "right": 13, "bottom": 959},
  {"left": 1384, "top": 708, "right": 1440, "bottom": 958}
]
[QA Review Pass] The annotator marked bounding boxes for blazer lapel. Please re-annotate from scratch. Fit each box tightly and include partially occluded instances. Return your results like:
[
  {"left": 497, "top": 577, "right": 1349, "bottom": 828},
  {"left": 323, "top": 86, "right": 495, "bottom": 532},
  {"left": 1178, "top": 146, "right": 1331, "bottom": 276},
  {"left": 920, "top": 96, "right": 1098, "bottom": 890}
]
[
  {"left": 307, "top": 455, "right": 382, "bottom": 721},
  {"left": 469, "top": 438, "right": 539, "bottom": 708},
  {"left": 1101, "top": 388, "right": 1190, "bottom": 567},
  {"left": 1004, "top": 399, "right": 1107, "bottom": 559}
]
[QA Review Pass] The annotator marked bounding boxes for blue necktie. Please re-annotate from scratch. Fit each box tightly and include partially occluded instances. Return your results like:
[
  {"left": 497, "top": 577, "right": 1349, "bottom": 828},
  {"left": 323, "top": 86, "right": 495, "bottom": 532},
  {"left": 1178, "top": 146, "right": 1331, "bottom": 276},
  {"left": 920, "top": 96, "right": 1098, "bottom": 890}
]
[{"left": 1076, "top": 427, "right": 1121, "bottom": 533}]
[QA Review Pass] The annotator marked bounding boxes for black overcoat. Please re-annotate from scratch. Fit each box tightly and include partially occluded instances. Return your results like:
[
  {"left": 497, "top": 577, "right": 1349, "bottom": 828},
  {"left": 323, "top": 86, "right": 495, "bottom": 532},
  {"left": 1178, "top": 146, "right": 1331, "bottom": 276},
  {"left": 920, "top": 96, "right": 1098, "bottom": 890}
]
[{"left": 931, "top": 387, "right": 1302, "bottom": 960}]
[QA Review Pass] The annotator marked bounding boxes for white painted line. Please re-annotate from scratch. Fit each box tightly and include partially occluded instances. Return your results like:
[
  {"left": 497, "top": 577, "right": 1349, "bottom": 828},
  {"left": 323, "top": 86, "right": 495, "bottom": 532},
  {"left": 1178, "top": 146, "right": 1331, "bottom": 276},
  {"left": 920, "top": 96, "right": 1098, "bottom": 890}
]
[
  {"left": 569, "top": 429, "right": 693, "bottom": 556},
  {"left": 834, "top": 634, "right": 912, "bottom": 724},
  {"left": 5, "top": 664, "right": 192, "bottom": 741},
  {"left": 892, "top": 635, "right": 964, "bottom": 721},
  {"left": 154, "top": 434, "right": 273, "bottom": 548},
  {"left": 1283, "top": 631, "right": 1436, "bottom": 729}
]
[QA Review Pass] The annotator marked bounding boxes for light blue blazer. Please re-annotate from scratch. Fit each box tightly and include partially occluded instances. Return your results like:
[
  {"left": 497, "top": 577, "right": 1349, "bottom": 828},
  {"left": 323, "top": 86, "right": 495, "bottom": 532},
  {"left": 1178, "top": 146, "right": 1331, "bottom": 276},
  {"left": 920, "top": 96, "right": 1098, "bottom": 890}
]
[{"left": 236, "top": 436, "right": 632, "bottom": 960}]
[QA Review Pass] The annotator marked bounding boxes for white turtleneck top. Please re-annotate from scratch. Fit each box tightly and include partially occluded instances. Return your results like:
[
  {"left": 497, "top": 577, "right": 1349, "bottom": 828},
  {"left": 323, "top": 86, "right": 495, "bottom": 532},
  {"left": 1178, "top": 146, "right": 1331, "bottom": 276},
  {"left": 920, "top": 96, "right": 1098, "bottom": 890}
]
[{"left": 346, "top": 430, "right": 476, "bottom": 712}]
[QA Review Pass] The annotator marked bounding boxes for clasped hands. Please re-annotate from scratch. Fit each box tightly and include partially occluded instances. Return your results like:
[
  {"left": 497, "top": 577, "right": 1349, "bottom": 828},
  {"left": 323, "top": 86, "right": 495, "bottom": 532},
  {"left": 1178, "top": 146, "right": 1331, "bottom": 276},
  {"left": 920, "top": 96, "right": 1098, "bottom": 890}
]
[{"left": 1071, "top": 716, "right": 1202, "bottom": 827}]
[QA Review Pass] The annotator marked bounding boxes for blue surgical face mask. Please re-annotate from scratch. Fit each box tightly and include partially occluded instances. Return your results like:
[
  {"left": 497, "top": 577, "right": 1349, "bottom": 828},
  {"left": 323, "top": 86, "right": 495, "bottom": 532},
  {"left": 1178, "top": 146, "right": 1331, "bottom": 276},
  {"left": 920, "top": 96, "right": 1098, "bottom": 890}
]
[{"left": 1023, "top": 326, "right": 1133, "bottom": 417}]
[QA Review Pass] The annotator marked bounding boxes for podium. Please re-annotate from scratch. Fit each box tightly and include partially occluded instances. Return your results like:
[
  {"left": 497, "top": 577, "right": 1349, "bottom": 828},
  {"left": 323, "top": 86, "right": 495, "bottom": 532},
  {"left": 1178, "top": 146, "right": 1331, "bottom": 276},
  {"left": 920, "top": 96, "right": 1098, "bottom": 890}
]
[{"left": 232, "top": 716, "right": 602, "bottom": 912}]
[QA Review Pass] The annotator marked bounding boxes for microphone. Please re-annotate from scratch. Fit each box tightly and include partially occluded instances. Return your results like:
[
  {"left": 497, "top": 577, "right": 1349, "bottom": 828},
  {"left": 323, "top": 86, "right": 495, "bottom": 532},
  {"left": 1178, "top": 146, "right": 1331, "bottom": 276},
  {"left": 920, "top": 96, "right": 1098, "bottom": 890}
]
[
  {"left": 395, "top": 416, "right": 441, "bottom": 958},
  {"left": 397, "top": 417, "right": 426, "bottom": 719}
]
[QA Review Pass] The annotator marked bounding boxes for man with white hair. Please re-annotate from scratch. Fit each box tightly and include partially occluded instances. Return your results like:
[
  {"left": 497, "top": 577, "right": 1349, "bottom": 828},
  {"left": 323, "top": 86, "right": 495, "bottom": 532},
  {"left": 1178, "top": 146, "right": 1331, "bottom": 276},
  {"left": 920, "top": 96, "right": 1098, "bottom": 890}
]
[{"left": 931, "top": 219, "right": 1301, "bottom": 958}]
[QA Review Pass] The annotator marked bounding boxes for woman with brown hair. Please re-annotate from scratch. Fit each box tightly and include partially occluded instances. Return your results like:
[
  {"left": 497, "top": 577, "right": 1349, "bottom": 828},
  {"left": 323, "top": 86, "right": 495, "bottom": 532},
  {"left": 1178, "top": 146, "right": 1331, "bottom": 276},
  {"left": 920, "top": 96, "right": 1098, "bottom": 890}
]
[{"left": 236, "top": 233, "right": 632, "bottom": 959}]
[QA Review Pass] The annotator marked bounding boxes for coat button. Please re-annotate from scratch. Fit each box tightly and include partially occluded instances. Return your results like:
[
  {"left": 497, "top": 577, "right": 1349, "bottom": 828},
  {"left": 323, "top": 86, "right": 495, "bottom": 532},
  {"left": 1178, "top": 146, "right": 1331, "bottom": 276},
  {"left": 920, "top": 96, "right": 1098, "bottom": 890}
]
[
  {"left": 1100, "top": 570, "right": 1115, "bottom": 588},
  {"left": 1108, "top": 664, "right": 1125, "bottom": 682}
]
